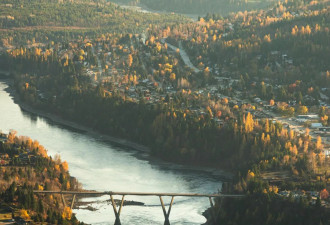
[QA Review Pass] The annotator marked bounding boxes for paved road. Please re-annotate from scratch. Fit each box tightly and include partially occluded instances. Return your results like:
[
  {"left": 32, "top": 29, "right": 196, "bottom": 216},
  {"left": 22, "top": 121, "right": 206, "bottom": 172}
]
[
  {"left": 162, "top": 39, "right": 200, "bottom": 73},
  {"left": 91, "top": 44, "right": 103, "bottom": 76}
]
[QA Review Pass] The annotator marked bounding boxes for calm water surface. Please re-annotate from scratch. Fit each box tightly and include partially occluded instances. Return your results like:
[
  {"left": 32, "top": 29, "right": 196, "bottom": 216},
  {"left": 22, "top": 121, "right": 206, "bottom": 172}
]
[{"left": 0, "top": 81, "right": 223, "bottom": 225}]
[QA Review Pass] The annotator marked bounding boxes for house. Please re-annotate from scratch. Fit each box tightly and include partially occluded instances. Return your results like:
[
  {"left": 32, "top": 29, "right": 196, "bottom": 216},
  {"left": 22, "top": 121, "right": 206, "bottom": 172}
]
[
  {"left": 0, "top": 134, "right": 8, "bottom": 143},
  {"left": 279, "top": 190, "right": 290, "bottom": 197},
  {"left": 310, "top": 123, "right": 323, "bottom": 129},
  {"left": 296, "top": 114, "right": 319, "bottom": 120},
  {"left": 254, "top": 97, "right": 262, "bottom": 103},
  {"left": 319, "top": 127, "right": 330, "bottom": 132},
  {"left": 324, "top": 148, "right": 330, "bottom": 157},
  {"left": 213, "top": 118, "right": 224, "bottom": 126}
]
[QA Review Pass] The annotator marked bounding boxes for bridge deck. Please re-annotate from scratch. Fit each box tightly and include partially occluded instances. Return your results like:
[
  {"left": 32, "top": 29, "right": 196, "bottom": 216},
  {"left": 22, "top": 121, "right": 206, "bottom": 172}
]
[
  {"left": 33, "top": 190, "right": 243, "bottom": 198},
  {"left": 33, "top": 190, "right": 244, "bottom": 225}
]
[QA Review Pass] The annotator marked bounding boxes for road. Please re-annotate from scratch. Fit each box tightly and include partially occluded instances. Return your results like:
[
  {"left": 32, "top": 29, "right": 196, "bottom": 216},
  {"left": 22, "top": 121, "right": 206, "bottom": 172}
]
[
  {"left": 91, "top": 44, "right": 103, "bottom": 77},
  {"left": 162, "top": 39, "right": 200, "bottom": 73}
]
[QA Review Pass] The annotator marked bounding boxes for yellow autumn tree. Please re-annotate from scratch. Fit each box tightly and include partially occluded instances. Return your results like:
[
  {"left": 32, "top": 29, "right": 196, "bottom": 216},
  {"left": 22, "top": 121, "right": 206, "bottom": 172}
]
[
  {"left": 320, "top": 189, "right": 329, "bottom": 200},
  {"left": 264, "top": 119, "right": 269, "bottom": 133},
  {"left": 263, "top": 34, "right": 271, "bottom": 42},
  {"left": 316, "top": 136, "right": 323, "bottom": 150},
  {"left": 222, "top": 98, "right": 229, "bottom": 104},
  {"left": 283, "top": 155, "right": 290, "bottom": 164},
  {"left": 206, "top": 106, "right": 213, "bottom": 118},
  {"left": 290, "top": 145, "right": 298, "bottom": 155},
  {"left": 305, "top": 25, "right": 312, "bottom": 34},
  {"left": 289, "top": 130, "right": 295, "bottom": 140},
  {"left": 247, "top": 170, "right": 255, "bottom": 180},
  {"left": 66, "top": 181, "right": 71, "bottom": 190},
  {"left": 305, "top": 128, "right": 310, "bottom": 136},
  {"left": 304, "top": 141, "right": 309, "bottom": 153},
  {"left": 61, "top": 161, "right": 69, "bottom": 172},
  {"left": 321, "top": 114, "right": 328, "bottom": 126},
  {"left": 62, "top": 207, "right": 72, "bottom": 220},
  {"left": 318, "top": 152, "right": 325, "bottom": 166},
  {"left": 170, "top": 73, "right": 176, "bottom": 81},
  {"left": 7, "top": 130, "right": 17, "bottom": 143},
  {"left": 291, "top": 25, "right": 298, "bottom": 35},
  {"left": 127, "top": 54, "right": 133, "bottom": 67},
  {"left": 20, "top": 210, "right": 30, "bottom": 220},
  {"left": 269, "top": 186, "right": 279, "bottom": 194},
  {"left": 297, "top": 105, "right": 308, "bottom": 114},
  {"left": 244, "top": 112, "right": 254, "bottom": 133},
  {"left": 315, "top": 24, "right": 321, "bottom": 32}
]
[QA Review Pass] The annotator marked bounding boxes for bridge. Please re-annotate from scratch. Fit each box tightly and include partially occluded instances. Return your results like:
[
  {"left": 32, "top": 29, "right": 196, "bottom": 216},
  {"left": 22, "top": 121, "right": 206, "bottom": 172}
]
[{"left": 33, "top": 190, "right": 244, "bottom": 225}]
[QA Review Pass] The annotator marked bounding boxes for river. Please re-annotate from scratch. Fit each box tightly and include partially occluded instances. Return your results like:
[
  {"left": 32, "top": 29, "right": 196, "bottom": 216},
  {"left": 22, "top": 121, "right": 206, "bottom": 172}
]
[
  {"left": 0, "top": 81, "right": 225, "bottom": 225},
  {"left": 118, "top": 3, "right": 201, "bottom": 21}
]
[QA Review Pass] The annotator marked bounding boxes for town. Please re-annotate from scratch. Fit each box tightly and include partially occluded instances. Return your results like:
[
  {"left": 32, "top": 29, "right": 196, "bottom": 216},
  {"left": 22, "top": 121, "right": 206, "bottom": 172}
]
[{"left": 0, "top": 0, "right": 329, "bottom": 224}]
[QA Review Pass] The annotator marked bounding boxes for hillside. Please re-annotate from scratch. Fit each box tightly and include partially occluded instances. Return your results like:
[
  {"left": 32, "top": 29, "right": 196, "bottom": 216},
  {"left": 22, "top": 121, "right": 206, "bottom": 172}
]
[
  {"left": 0, "top": 0, "right": 188, "bottom": 46},
  {"left": 0, "top": 0, "right": 329, "bottom": 224},
  {"left": 113, "top": 0, "right": 272, "bottom": 15},
  {"left": 0, "top": 131, "right": 82, "bottom": 224}
]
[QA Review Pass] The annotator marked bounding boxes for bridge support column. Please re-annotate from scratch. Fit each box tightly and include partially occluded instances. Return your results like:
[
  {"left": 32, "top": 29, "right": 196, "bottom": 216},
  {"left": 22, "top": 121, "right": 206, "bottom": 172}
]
[
  {"left": 61, "top": 194, "right": 67, "bottom": 207},
  {"left": 159, "top": 196, "right": 175, "bottom": 225},
  {"left": 71, "top": 194, "right": 76, "bottom": 210},
  {"left": 110, "top": 195, "right": 125, "bottom": 225}
]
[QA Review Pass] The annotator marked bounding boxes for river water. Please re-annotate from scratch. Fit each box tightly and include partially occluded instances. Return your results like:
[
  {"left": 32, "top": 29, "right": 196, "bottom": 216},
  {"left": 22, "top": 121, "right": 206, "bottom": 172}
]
[{"left": 0, "top": 81, "right": 224, "bottom": 225}]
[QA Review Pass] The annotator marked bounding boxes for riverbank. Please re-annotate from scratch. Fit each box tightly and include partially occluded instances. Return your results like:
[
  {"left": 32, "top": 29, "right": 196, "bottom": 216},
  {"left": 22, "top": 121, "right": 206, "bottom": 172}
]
[
  {"left": 0, "top": 129, "right": 84, "bottom": 225},
  {"left": 3, "top": 79, "right": 150, "bottom": 153},
  {"left": 1, "top": 79, "right": 233, "bottom": 180}
]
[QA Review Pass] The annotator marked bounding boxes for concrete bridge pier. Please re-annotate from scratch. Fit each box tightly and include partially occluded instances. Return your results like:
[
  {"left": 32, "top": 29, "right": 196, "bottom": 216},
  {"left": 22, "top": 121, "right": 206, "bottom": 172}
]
[
  {"left": 33, "top": 190, "right": 244, "bottom": 225},
  {"left": 114, "top": 217, "right": 121, "bottom": 225},
  {"left": 159, "top": 196, "right": 174, "bottom": 225},
  {"left": 164, "top": 218, "right": 170, "bottom": 225},
  {"left": 110, "top": 195, "right": 125, "bottom": 225}
]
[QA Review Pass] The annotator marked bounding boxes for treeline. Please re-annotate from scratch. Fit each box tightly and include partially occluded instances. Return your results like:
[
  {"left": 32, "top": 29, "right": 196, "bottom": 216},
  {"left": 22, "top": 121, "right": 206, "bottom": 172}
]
[
  {"left": 206, "top": 193, "right": 330, "bottom": 225},
  {"left": 0, "top": 0, "right": 185, "bottom": 28},
  {"left": 0, "top": 0, "right": 187, "bottom": 46}
]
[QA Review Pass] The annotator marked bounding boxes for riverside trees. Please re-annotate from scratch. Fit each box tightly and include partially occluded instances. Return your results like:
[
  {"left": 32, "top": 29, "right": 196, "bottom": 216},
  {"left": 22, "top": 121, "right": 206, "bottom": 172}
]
[
  {"left": 0, "top": 131, "right": 82, "bottom": 224},
  {"left": 2, "top": 0, "right": 328, "bottom": 181},
  {"left": 165, "top": 0, "right": 330, "bottom": 105},
  {"left": 1, "top": 0, "right": 329, "bottom": 222}
]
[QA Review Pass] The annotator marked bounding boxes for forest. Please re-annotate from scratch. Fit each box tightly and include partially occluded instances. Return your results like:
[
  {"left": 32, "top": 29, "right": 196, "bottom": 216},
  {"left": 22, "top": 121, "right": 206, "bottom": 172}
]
[
  {"left": 0, "top": 131, "right": 82, "bottom": 224},
  {"left": 1, "top": 37, "right": 328, "bottom": 182},
  {"left": 0, "top": 0, "right": 329, "bottom": 224},
  {"left": 207, "top": 193, "right": 330, "bottom": 225},
  {"left": 113, "top": 0, "right": 271, "bottom": 15},
  {"left": 164, "top": 0, "right": 330, "bottom": 105},
  {"left": 0, "top": 0, "right": 187, "bottom": 45}
]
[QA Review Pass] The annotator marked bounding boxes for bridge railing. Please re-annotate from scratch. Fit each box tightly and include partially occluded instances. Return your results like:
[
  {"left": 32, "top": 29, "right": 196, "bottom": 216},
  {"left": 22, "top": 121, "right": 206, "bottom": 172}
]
[{"left": 33, "top": 190, "right": 244, "bottom": 225}]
